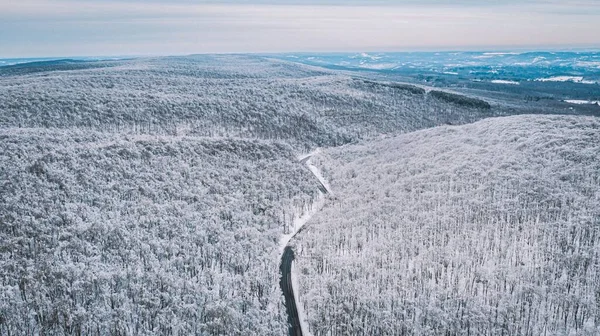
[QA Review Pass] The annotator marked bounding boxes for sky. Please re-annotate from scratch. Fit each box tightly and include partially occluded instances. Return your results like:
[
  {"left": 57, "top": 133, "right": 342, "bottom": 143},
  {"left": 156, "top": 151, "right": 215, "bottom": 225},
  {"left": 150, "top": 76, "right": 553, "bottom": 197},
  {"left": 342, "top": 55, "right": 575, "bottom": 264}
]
[{"left": 1, "top": 0, "right": 599, "bottom": 57}]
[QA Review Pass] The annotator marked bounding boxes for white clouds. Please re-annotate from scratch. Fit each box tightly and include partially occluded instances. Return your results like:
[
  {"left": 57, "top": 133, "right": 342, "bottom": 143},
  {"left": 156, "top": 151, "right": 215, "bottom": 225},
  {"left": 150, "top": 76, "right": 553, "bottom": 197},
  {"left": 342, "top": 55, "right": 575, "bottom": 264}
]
[{"left": 1, "top": 0, "right": 599, "bottom": 56}]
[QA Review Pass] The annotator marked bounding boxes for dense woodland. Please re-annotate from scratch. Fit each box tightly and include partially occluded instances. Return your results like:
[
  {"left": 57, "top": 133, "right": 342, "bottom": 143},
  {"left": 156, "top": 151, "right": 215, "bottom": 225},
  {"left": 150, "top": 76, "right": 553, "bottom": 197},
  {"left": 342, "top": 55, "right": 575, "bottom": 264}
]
[
  {"left": 0, "top": 55, "right": 598, "bottom": 335},
  {"left": 0, "top": 55, "right": 502, "bottom": 335},
  {"left": 0, "top": 129, "right": 319, "bottom": 335},
  {"left": 293, "top": 115, "right": 600, "bottom": 336},
  {"left": 0, "top": 56, "right": 501, "bottom": 149}
]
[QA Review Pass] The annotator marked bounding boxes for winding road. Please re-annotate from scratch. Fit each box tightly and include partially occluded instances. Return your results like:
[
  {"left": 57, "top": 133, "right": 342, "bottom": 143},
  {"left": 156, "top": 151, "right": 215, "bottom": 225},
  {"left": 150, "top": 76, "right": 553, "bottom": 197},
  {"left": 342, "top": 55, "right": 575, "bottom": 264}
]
[
  {"left": 280, "top": 246, "right": 302, "bottom": 336},
  {"left": 280, "top": 152, "right": 331, "bottom": 336}
]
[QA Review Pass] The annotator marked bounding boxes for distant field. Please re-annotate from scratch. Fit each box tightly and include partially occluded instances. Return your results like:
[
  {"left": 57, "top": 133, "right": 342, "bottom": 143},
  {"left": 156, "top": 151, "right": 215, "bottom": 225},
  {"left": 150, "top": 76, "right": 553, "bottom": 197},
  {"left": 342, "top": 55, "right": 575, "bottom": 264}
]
[{"left": 273, "top": 52, "right": 600, "bottom": 114}]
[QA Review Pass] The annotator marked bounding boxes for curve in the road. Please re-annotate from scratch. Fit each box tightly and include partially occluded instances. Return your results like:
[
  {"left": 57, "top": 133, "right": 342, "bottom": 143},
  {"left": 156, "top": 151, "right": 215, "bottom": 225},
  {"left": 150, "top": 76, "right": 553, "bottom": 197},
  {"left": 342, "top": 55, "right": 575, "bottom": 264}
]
[
  {"left": 280, "top": 153, "right": 329, "bottom": 336},
  {"left": 280, "top": 246, "right": 302, "bottom": 336}
]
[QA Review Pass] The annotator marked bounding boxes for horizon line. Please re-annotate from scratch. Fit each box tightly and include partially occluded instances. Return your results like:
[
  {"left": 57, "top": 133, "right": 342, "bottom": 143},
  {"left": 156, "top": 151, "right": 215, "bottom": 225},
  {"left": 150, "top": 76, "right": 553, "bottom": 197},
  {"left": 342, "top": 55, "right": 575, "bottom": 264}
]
[{"left": 3, "top": 47, "right": 600, "bottom": 60}]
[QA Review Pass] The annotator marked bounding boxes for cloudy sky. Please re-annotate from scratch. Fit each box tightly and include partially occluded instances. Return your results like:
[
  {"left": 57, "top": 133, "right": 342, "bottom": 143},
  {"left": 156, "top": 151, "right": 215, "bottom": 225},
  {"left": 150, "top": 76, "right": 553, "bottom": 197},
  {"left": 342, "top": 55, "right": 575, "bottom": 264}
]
[{"left": 1, "top": 0, "right": 599, "bottom": 57}]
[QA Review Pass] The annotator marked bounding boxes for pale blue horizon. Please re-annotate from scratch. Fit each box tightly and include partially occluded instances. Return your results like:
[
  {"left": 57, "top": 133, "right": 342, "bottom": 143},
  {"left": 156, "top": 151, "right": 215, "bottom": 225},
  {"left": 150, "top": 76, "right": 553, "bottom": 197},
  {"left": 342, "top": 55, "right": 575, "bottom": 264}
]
[{"left": 1, "top": 0, "right": 599, "bottom": 58}]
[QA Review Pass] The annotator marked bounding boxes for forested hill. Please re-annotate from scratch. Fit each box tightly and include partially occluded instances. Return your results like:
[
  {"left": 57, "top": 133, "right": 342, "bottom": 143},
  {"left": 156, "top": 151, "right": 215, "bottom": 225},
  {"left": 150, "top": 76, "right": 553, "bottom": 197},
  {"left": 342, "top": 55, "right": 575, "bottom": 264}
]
[
  {"left": 0, "top": 128, "right": 319, "bottom": 334},
  {"left": 0, "top": 54, "right": 500, "bottom": 335},
  {"left": 0, "top": 55, "right": 504, "bottom": 149},
  {"left": 1, "top": 55, "right": 597, "bottom": 335},
  {"left": 293, "top": 114, "right": 600, "bottom": 336}
]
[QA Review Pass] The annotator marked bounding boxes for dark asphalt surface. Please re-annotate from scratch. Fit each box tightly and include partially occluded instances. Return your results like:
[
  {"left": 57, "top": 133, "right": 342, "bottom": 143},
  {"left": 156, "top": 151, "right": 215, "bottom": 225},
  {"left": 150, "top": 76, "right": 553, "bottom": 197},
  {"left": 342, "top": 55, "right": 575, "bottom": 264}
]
[{"left": 280, "top": 246, "right": 303, "bottom": 336}]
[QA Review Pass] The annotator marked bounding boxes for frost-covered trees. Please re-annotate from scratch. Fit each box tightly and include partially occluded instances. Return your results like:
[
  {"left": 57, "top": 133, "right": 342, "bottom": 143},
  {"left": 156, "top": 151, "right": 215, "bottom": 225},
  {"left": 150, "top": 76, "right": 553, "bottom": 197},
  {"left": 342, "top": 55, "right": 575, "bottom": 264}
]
[
  {"left": 1, "top": 55, "right": 596, "bottom": 335},
  {"left": 0, "top": 55, "right": 501, "bottom": 335},
  {"left": 0, "top": 56, "right": 499, "bottom": 149},
  {"left": 0, "top": 129, "right": 319, "bottom": 335},
  {"left": 293, "top": 115, "right": 600, "bottom": 336}
]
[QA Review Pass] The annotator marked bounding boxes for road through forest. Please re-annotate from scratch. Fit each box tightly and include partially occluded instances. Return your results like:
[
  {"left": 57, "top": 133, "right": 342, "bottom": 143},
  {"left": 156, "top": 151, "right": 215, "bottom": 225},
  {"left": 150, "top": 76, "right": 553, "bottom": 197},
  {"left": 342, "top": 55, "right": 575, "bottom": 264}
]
[{"left": 280, "top": 152, "right": 331, "bottom": 336}]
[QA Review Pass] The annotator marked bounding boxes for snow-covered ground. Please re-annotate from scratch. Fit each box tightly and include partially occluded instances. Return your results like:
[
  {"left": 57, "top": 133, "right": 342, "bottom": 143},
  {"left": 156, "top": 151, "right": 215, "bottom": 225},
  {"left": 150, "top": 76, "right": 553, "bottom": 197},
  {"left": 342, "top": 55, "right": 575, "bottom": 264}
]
[
  {"left": 299, "top": 149, "right": 333, "bottom": 194},
  {"left": 291, "top": 261, "right": 313, "bottom": 336},
  {"left": 278, "top": 191, "right": 325, "bottom": 256},
  {"left": 358, "top": 63, "right": 398, "bottom": 70},
  {"left": 535, "top": 76, "right": 597, "bottom": 84},
  {"left": 308, "top": 167, "right": 332, "bottom": 196},
  {"left": 278, "top": 150, "right": 330, "bottom": 255},
  {"left": 491, "top": 79, "right": 520, "bottom": 85},
  {"left": 564, "top": 99, "right": 600, "bottom": 105}
]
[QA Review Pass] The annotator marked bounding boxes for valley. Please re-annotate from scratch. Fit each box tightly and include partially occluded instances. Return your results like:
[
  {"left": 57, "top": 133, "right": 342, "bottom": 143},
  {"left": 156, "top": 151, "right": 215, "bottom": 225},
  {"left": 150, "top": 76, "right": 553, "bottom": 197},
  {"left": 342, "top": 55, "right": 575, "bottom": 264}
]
[{"left": 0, "top": 54, "right": 598, "bottom": 335}]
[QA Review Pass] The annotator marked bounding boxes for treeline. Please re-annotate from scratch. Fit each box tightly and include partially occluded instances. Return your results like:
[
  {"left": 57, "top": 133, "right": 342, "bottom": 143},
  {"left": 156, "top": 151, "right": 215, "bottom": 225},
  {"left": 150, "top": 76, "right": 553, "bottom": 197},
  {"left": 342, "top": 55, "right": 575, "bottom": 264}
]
[
  {"left": 0, "top": 59, "right": 120, "bottom": 77},
  {"left": 355, "top": 79, "right": 426, "bottom": 95},
  {"left": 293, "top": 115, "right": 600, "bottom": 336},
  {"left": 0, "top": 128, "right": 320, "bottom": 335},
  {"left": 429, "top": 90, "right": 492, "bottom": 109}
]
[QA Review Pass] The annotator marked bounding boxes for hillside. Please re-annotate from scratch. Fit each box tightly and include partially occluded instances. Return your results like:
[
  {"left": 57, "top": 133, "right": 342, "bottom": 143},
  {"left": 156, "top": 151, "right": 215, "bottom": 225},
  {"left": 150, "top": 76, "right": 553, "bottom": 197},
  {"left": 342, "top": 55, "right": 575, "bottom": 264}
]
[
  {"left": 0, "top": 55, "right": 506, "bottom": 335},
  {"left": 0, "top": 129, "right": 320, "bottom": 335},
  {"left": 293, "top": 115, "right": 600, "bottom": 336},
  {"left": 1, "top": 55, "right": 598, "bottom": 335},
  {"left": 0, "top": 55, "right": 501, "bottom": 149}
]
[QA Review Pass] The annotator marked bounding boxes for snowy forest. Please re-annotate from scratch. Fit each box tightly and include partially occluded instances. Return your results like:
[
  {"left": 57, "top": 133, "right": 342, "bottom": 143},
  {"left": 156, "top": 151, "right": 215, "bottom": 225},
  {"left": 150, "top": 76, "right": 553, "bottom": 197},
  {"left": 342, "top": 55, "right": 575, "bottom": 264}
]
[
  {"left": 0, "top": 55, "right": 598, "bottom": 335},
  {"left": 0, "top": 55, "right": 509, "bottom": 150},
  {"left": 0, "top": 128, "right": 321, "bottom": 334},
  {"left": 292, "top": 115, "right": 600, "bottom": 336}
]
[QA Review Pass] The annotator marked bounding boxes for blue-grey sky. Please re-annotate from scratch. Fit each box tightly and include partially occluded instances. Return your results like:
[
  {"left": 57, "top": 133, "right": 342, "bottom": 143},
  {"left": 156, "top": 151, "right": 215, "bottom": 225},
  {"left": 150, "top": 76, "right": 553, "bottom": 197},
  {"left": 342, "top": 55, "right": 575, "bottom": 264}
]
[{"left": 1, "top": 0, "right": 599, "bottom": 57}]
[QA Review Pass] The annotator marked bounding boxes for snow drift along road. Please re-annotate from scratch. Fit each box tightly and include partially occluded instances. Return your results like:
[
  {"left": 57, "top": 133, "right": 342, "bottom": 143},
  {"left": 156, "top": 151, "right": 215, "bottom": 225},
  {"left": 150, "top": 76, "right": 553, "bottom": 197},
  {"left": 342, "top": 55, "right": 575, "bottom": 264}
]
[{"left": 280, "top": 152, "right": 329, "bottom": 336}]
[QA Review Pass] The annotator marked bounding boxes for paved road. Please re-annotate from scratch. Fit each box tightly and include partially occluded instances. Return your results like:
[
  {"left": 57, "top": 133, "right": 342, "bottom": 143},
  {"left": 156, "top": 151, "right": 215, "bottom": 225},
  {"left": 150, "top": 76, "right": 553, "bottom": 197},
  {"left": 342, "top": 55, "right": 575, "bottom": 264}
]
[
  {"left": 300, "top": 154, "right": 331, "bottom": 195},
  {"left": 299, "top": 156, "right": 311, "bottom": 165},
  {"left": 279, "top": 153, "right": 330, "bottom": 336},
  {"left": 280, "top": 246, "right": 302, "bottom": 336}
]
